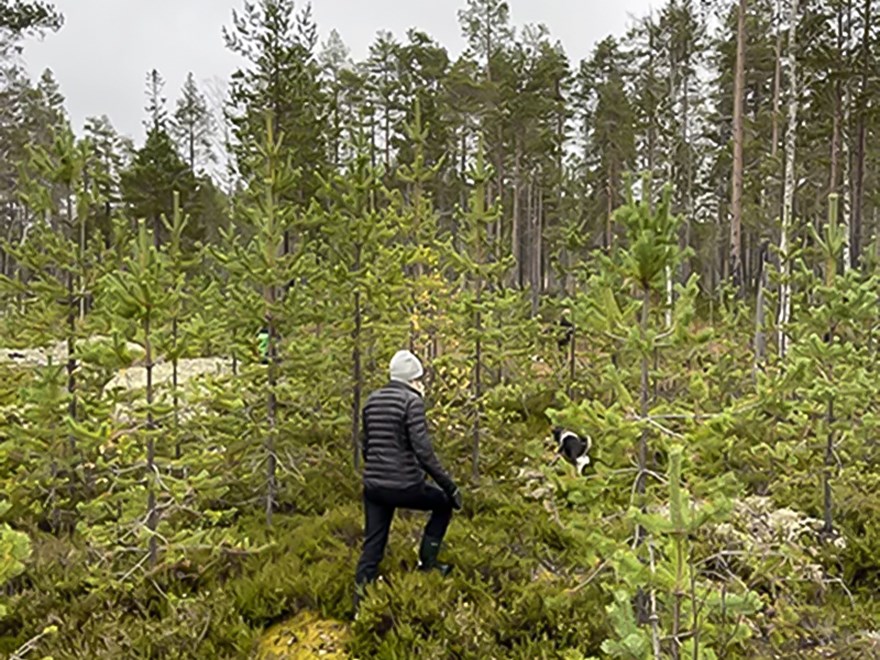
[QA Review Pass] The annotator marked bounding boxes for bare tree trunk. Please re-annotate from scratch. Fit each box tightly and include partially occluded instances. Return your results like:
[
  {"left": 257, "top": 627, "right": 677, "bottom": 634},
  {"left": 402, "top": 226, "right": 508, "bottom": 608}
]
[
  {"left": 754, "top": 243, "right": 768, "bottom": 369},
  {"left": 648, "top": 539, "right": 662, "bottom": 660},
  {"left": 189, "top": 126, "right": 196, "bottom": 173},
  {"left": 840, "top": 0, "right": 854, "bottom": 270},
  {"left": 730, "top": 0, "right": 747, "bottom": 291},
  {"left": 495, "top": 127, "right": 505, "bottom": 260},
  {"left": 647, "top": 18, "right": 658, "bottom": 178},
  {"left": 842, "top": 72, "right": 853, "bottom": 270},
  {"left": 265, "top": 295, "right": 277, "bottom": 526},
  {"left": 822, "top": 195, "right": 840, "bottom": 536},
  {"left": 568, "top": 324, "right": 576, "bottom": 399},
  {"left": 512, "top": 136, "right": 522, "bottom": 287},
  {"left": 526, "top": 177, "right": 533, "bottom": 290},
  {"left": 472, "top": 285, "right": 483, "bottom": 482},
  {"left": 771, "top": 0, "right": 783, "bottom": 161},
  {"left": 830, "top": 8, "right": 843, "bottom": 200},
  {"left": 173, "top": 317, "right": 181, "bottom": 459},
  {"left": 66, "top": 270, "right": 77, "bottom": 448},
  {"left": 823, "top": 395, "right": 835, "bottom": 535},
  {"left": 682, "top": 64, "right": 694, "bottom": 284},
  {"left": 77, "top": 200, "right": 86, "bottom": 320},
  {"left": 635, "top": 284, "right": 652, "bottom": 624},
  {"left": 605, "top": 165, "right": 614, "bottom": 254},
  {"left": 145, "top": 313, "right": 158, "bottom": 567},
  {"left": 531, "top": 185, "right": 542, "bottom": 317},
  {"left": 351, "top": 243, "right": 363, "bottom": 470},
  {"left": 777, "top": 0, "right": 799, "bottom": 358},
  {"left": 851, "top": 0, "right": 871, "bottom": 267}
]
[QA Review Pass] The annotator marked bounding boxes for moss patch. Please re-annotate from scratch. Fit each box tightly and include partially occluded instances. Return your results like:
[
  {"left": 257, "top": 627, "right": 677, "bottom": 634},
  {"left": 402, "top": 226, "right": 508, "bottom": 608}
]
[{"left": 257, "top": 610, "right": 350, "bottom": 659}]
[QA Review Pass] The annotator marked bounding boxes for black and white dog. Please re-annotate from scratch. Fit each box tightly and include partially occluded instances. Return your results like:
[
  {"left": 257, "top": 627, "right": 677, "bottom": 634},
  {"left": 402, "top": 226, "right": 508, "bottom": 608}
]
[{"left": 552, "top": 427, "right": 592, "bottom": 476}]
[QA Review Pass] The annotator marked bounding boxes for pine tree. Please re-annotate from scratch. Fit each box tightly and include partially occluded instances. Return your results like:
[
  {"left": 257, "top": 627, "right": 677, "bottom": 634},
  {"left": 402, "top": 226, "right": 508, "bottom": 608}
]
[
  {"left": 457, "top": 0, "right": 513, "bottom": 79},
  {"left": 453, "top": 142, "right": 510, "bottom": 479},
  {"left": 393, "top": 96, "right": 463, "bottom": 405},
  {"left": 144, "top": 69, "right": 167, "bottom": 133},
  {"left": 121, "top": 73, "right": 203, "bottom": 248},
  {"left": 318, "top": 29, "right": 352, "bottom": 169},
  {"left": 103, "top": 219, "right": 167, "bottom": 566},
  {"left": 322, "top": 129, "right": 408, "bottom": 468},
  {"left": 93, "top": 217, "right": 240, "bottom": 574},
  {"left": 0, "top": 0, "right": 61, "bottom": 35},
  {"left": 83, "top": 115, "right": 130, "bottom": 241},
  {"left": 0, "top": 224, "right": 83, "bottom": 532},
  {"left": 171, "top": 73, "right": 215, "bottom": 174},
  {"left": 578, "top": 38, "right": 636, "bottom": 253},
  {"left": 217, "top": 112, "right": 309, "bottom": 525},
  {"left": 707, "top": 0, "right": 778, "bottom": 292},
  {"left": 160, "top": 192, "right": 198, "bottom": 458},
  {"left": 0, "top": 125, "right": 102, "bottom": 534},
  {"left": 225, "top": 0, "right": 328, "bottom": 242},
  {"left": 366, "top": 31, "right": 402, "bottom": 176}
]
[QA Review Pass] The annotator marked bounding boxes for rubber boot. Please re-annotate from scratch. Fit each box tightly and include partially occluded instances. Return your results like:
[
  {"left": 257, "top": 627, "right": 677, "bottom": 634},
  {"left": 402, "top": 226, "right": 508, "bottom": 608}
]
[{"left": 417, "top": 536, "right": 452, "bottom": 576}]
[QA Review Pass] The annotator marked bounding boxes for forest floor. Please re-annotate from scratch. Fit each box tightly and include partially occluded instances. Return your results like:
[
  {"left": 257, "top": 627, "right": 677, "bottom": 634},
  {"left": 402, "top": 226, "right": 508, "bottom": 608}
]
[{"left": 3, "top": 343, "right": 880, "bottom": 658}]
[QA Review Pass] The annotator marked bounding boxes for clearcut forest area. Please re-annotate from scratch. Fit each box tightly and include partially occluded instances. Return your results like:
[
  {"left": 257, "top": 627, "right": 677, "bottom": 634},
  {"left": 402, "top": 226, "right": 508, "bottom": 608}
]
[{"left": 1, "top": 0, "right": 879, "bottom": 658}]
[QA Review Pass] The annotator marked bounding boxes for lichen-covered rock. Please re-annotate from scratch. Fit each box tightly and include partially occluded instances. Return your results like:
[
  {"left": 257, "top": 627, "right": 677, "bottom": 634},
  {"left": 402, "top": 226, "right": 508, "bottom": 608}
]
[
  {"left": 714, "top": 496, "right": 845, "bottom": 551},
  {"left": 0, "top": 337, "right": 145, "bottom": 368},
  {"left": 0, "top": 345, "right": 64, "bottom": 367},
  {"left": 257, "top": 611, "right": 350, "bottom": 659},
  {"left": 104, "top": 357, "right": 232, "bottom": 393}
]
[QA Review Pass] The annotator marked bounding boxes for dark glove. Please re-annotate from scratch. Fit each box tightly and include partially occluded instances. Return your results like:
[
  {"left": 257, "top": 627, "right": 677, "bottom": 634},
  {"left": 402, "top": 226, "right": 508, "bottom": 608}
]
[{"left": 448, "top": 487, "right": 463, "bottom": 511}]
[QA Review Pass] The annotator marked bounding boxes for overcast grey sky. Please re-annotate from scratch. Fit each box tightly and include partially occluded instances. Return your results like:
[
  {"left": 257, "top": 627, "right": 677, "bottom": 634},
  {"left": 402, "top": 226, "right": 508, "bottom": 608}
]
[{"left": 23, "top": 0, "right": 653, "bottom": 143}]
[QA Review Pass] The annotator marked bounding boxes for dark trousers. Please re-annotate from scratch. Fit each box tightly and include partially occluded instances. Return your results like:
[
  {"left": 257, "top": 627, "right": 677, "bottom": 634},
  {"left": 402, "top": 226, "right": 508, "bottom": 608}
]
[{"left": 354, "top": 482, "right": 453, "bottom": 586}]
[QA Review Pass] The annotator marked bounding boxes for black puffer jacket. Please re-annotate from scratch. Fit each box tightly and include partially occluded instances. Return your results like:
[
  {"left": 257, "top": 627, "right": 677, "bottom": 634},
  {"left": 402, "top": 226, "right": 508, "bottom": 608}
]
[{"left": 361, "top": 381, "right": 456, "bottom": 494}]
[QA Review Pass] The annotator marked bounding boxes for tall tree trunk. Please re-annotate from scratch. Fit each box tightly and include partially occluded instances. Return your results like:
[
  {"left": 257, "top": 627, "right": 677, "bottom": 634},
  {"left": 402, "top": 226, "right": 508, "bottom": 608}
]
[
  {"left": 851, "top": 0, "right": 871, "bottom": 267},
  {"left": 771, "top": 0, "right": 783, "bottom": 162},
  {"left": 777, "top": 0, "right": 799, "bottom": 358},
  {"left": 66, "top": 269, "right": 77, "bottom": 451},
  {"left": 830, "top": 91, "right": 841, "bottom": 200},
  {"left": 605, "top": 164, "right": 614, "bottom": 254},
  {"left": 730, "top": 0, "right": 747, "bottom": 291},
  {"left": 526, "top": 177, "right": 534, "bottom": 289},
  {"left": 512, "top": 136, "right": 522, "bottom": 287},
  {"left": 838, "top": 0, "right": 854, "bottom": 271},
  {"left": 830, "top": 6, "right": 844, "bottom": 201},
  {"left": 495, "top": 127, "right": 505, "bottom": 261},
  {"left": 351, "top": 243, "right": 363, "bottom": 470},
  {"left": 764, "top": 0, "right": 784, "bottom": 287},
  {"left": 842, "top": 75, "right": 853, "bottom": 270},
  {"left": 682, "top": 63, "right": 693, "bottom": 284},
  {"left": 531, "top": 185, "right": 542, "bottom": 317},
  {"left": 647, "top": 19, "right": 658, "bottom": 178},
  {"left": 77, "top": 199, "right": 86, "bottom": 320}
]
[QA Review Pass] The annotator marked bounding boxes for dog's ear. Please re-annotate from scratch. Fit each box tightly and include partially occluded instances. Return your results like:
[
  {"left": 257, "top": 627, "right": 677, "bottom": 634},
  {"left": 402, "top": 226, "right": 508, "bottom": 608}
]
[{"left": 551, "top": 427, "right": 562, "bottom": 442}]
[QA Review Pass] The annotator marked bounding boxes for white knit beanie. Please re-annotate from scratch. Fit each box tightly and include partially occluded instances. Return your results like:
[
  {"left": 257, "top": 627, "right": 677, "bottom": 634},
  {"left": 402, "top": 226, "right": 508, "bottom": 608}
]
[{"left": 389, "top": 350, "right": 424, "bottom": 383}]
